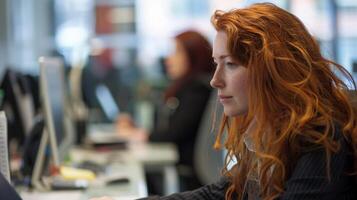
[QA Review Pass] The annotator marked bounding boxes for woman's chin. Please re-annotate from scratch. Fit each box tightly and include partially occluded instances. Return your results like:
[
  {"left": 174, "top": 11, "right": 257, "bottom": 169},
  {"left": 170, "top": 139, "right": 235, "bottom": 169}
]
[{"left": 223, "top": 108, "right": 247, "bottom": 117}]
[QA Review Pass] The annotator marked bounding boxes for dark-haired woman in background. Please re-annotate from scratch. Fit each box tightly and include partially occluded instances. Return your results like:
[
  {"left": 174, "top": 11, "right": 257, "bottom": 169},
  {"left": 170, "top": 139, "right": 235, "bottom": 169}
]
[{"left": 117, "top": 30, "right": 215, "bottom": 193}]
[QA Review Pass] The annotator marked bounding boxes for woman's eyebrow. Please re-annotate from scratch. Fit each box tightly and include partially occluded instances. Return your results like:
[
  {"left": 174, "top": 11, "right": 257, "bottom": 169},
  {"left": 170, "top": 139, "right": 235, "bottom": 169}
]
[{"left": 212, "top": 55, "right": 231, "bottom": 60}]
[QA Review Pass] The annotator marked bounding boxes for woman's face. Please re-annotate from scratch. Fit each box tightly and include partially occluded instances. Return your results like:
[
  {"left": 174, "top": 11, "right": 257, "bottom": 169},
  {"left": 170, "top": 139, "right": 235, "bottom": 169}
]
[
  {"left": 211, "top": 31, "right": 249, "bottom": 116},
  {"left": 165, "top": 40, "right": 190, "bottom": 80}
]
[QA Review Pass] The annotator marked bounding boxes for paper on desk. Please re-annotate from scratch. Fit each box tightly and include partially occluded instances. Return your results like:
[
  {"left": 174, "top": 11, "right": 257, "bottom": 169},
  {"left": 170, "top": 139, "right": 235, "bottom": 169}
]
[
  {"left": 60, "top": 166, "right": 96, "bottom": 180},
  {"left": 20, "top": 191, "right": 82, "bottom": 200}
]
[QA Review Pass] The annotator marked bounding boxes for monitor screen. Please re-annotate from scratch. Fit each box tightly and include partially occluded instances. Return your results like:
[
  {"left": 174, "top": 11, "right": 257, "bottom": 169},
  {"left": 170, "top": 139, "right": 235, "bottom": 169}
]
[
  {"left": 42, "top": 59, "right": 65, "bottom": 145},
  {"left": 95, "top": 84, "right": 120, "bottom": 122}
]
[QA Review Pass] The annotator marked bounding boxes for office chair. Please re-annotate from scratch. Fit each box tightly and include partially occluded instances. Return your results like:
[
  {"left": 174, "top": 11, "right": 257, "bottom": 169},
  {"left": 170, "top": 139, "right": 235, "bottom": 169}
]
[{"left": 193, "top": 91, "right": 225, "bottom": 185}]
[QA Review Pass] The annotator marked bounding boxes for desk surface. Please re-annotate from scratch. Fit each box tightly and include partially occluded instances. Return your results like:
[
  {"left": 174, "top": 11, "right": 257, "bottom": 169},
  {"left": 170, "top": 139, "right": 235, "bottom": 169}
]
[
  {"left": 19, "top": 129, "right": 179, "bottom": 199},
  {"left": 70, "top": 142, "right": 179, "bottom": 196},
  {"left": 81, "top": 161, "right": 147, "bottom": 199},
  {"left": 20, "top": 160, "right": 147, "bottom": 200},
  {"left": 128, "top": 142, "right": 178, "bottom": 165},
  {"left": 87, "top": 123, "right": 179, "bottom": 164},
  {"left": 71, "top": 142, "right": 178, "bottom": 166},
  {"left": 68, "top": 142, "right": 178, "bottom": 198}
]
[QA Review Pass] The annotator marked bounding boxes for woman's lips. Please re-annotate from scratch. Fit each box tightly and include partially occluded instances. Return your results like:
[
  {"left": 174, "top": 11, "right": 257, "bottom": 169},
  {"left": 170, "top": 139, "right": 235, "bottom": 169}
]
[{"left": 218, "top": 95, "right": 233, "bottom": 103}]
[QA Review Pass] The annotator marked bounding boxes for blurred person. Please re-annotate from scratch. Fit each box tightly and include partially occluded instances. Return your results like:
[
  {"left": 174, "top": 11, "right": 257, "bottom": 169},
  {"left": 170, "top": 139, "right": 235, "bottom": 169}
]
[
  {"left": 81, "top": 43, "right": 134, "bottom": 122},
  {"left": 117, "top": 30, "right": 215, "bottom": 193},
  {"left": 94, "top": 3, "right": 357, "bottom": 200}
]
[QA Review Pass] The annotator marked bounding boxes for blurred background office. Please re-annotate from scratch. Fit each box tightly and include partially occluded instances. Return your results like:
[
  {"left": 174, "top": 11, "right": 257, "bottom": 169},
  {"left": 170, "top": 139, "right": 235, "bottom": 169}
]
[
  {"left": 1, "top": 0, "right": 357, "bottom": 195},
  {"left": 1, "top": 0, "right": 357, "bottom": 114}
]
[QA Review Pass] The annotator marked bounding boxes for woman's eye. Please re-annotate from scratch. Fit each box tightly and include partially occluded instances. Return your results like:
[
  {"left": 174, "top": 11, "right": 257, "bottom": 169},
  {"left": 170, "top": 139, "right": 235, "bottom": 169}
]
[{"left": 225, "top": 62, "right": 237, "bottom": 68}]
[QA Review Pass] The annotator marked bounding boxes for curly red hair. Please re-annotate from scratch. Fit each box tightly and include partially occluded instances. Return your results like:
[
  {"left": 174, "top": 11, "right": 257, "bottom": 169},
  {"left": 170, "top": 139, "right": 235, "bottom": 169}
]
[{"left": 211, "top": 3, "right": 357, "bottom": 200}]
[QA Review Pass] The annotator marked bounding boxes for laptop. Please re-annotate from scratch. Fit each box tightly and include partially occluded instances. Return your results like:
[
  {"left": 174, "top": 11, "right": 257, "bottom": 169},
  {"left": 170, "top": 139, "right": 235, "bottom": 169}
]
[
  {"left": 83, "top": 84, "right": 128, "bottom": 149},
  {"left": 95, "top": 84, "right": 120, "bottom": 122}
]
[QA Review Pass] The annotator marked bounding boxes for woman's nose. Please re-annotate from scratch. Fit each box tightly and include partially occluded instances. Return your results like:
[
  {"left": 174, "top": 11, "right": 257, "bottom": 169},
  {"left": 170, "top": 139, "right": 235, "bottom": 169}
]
[{"left": 210, "top": 69, "right": 224, "bottom": 89}]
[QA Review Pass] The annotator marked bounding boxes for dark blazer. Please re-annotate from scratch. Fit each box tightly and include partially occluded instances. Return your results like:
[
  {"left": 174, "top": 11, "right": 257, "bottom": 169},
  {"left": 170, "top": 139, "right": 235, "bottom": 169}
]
[
  {"left": 149, "top": 76, "right": 212, "bottom": 170},
  {"left": 142, "top": 126, "right": 357, "bottom": 199}
]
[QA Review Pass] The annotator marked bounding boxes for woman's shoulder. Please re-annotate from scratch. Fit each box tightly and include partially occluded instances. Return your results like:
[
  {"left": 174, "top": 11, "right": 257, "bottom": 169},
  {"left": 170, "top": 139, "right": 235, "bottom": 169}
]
[{"left": 283, "top": 124, "right": 356, "bottom": 199}]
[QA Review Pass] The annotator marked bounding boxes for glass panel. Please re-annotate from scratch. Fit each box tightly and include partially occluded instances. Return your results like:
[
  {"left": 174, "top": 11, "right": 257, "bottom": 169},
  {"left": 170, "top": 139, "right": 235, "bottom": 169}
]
[{"left": 337, "top": 0, "right": 357, "bottom": 79}]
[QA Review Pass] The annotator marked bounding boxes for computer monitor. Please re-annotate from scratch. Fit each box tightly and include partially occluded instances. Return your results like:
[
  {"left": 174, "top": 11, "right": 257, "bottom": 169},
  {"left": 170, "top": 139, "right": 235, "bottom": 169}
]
[
  {"left": 31, "top": 57, "right": 75, "bottom": 190},
  {"left": 0, "top": 69, "right": 35, "bottom": 146}
]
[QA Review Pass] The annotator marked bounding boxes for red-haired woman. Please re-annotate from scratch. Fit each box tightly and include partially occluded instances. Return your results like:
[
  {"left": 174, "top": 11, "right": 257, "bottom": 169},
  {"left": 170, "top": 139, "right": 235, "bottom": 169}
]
[{"left": 94, "top": 3, "right": 357, "bottom": 200}]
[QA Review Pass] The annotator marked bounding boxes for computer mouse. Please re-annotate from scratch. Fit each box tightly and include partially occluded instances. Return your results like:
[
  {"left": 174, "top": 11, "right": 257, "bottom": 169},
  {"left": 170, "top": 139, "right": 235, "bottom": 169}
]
[{"left": 106, "top": 177, "right": 130, "bottom": 185}]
